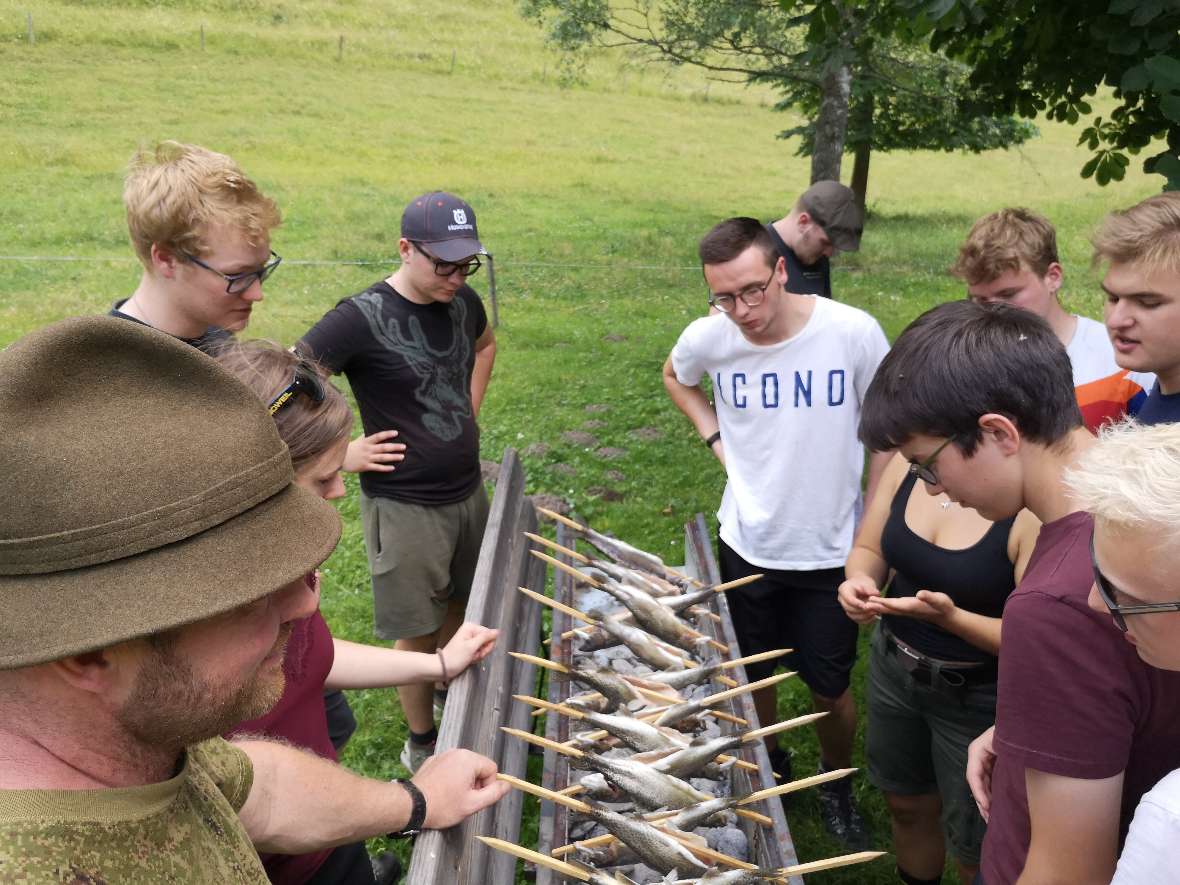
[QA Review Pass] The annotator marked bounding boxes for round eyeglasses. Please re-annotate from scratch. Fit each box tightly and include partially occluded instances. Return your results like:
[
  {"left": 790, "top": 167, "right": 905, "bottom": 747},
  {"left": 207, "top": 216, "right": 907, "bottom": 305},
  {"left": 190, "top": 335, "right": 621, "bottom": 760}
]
[{"left": 707, "top": 270, "right": 775, "bottom": 313}]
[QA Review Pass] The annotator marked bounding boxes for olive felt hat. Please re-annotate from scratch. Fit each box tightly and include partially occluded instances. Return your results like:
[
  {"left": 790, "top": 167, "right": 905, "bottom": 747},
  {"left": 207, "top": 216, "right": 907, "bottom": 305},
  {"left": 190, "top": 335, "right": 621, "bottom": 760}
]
[{"left": 0, "top": 316, "right": 342, "bottom": 670}]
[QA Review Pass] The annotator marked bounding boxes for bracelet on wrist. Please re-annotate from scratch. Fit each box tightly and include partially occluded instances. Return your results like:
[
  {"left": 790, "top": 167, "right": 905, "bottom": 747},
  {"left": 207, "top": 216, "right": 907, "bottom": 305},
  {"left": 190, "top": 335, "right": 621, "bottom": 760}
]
[
  {"left": 704, "top": 430, "right": 721, "bottom": 449},
  {"left": 437, "top": 649, "right": 450, "bottom": 685},
  {"left": 388, "top": 778, "right": 427, "bottom": 838}
]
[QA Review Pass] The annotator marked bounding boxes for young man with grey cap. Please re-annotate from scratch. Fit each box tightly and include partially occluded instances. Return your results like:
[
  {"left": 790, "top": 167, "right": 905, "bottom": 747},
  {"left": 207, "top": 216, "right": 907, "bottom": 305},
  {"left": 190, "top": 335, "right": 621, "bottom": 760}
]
[
  {"left": 766, "top": 179, "right": 864, "bottom": 299},
  {"left": 298, "top": 191, "right": 497, "bottom": 773},
  {"left": 0, "top": 316, "right": 509, "bottom": 882}
]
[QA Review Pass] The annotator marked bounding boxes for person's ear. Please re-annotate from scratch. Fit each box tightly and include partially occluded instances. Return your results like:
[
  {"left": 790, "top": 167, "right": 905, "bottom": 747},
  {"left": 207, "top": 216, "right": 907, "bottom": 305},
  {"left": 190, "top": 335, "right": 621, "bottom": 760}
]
[
  {"left": 150, "top": 243, "right": 181, "bottom": 279},
  {"left": 978, "top": 413, "right": 1021, "bottom": 454},
  {"left": 397, "top": 238, "right": 414, "bottom": 262},
  {"left": 1044, "top": 262, "right": 1064, "bottom": 294},
  {"left": 775, "top": 256, "right": 787, "bottom": 285},
  {"left": 47, "top": 650, "right": 118, "bottom": 696}
]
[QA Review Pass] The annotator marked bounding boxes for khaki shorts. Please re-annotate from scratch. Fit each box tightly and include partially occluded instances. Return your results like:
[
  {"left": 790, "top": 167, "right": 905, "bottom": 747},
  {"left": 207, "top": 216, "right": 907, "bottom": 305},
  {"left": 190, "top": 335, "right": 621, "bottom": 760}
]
[{"left": 360, "top": 485, "right": 489, "bottom": 641}]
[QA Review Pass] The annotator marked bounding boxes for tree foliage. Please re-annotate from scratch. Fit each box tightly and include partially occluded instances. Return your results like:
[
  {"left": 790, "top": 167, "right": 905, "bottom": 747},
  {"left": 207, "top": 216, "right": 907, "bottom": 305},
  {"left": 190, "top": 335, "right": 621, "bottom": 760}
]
[
  {"left": 520, "top": 0, "right": 1035, "bottom": 202},
  {"left": 900, "top": 0, "right": 1180, "bottom": 190}
]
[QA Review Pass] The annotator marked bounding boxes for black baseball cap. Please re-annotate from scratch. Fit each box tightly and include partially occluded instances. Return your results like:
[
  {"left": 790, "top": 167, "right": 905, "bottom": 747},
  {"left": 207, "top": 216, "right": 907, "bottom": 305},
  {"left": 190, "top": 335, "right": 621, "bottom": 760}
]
[
  {"left": 400, "top": 191, "right": 483, "bottom": 262},
  {"left": 799, "top": 180, "right": 863, "bottom": 252}
]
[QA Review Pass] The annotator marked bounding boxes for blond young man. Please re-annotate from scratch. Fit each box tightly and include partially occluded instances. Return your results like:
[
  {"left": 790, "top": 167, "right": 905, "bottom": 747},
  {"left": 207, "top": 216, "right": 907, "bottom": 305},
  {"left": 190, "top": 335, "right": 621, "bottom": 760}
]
[
  {"left": 1094, "top": 192, "right": 1180, "bottom": 425},
  {"left": 113, "top": 141, "right": 283, "bottom": 347},
  {"left": 953, "top": 207, "right": 1152, "bottom": 431},
  {"left": 1067, "top": 421, "right": 1180, "bottom": 881}
]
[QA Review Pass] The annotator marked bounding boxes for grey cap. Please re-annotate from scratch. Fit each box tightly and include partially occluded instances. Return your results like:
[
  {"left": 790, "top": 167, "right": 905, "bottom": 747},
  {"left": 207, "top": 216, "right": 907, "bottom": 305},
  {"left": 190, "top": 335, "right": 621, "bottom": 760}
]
[
  {"left": 400, "top": 191, "right": 483, "bottom": 261},
  {"left": 799, "top": 180, "right": 863, "bottom": 252}
]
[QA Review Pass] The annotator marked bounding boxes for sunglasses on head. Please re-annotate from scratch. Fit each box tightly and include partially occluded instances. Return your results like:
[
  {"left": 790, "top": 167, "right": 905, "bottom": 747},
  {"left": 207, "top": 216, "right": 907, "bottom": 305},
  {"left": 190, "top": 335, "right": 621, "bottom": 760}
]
[{"left": 268, "top": 364, "right": 325, "bottom": 416}]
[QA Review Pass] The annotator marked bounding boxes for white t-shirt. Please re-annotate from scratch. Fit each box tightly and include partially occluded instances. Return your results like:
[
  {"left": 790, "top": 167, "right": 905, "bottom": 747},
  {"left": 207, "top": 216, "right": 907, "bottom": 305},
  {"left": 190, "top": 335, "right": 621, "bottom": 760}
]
[
  {"left": 1067, "top": 314, "right": 1123, "bottom": 386},
  {"left": 671, "top": 296, "right": 889, "bottom": 570},
  {"left": 1112, "top": 768, "right": 1180, "bottom": 883}
]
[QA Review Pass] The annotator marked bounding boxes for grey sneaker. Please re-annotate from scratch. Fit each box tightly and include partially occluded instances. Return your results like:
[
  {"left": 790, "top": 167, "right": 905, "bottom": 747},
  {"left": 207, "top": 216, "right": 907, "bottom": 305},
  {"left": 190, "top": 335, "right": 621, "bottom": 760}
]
[
  {"left": 433, "top": 689, "right": 448, "bottom": 720},
  {"left": 815, "top": 762, "right": 870, "bottom": 850},
  {"left": 400, "top": 739, "right": 435, "bottom": 775}
]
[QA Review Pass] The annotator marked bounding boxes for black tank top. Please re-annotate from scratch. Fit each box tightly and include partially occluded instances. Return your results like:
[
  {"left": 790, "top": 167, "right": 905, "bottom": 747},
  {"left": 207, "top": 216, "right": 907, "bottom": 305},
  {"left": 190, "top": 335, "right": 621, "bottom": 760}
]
[{"left": 879, "top": 472, "right": 1017, "bottom": 664}]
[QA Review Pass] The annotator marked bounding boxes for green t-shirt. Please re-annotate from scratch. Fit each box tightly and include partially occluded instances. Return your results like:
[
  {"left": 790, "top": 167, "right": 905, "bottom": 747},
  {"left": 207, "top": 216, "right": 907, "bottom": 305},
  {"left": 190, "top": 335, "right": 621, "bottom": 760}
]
[{"left": 0, "top": 737, "right": 268, "bottom": 883}]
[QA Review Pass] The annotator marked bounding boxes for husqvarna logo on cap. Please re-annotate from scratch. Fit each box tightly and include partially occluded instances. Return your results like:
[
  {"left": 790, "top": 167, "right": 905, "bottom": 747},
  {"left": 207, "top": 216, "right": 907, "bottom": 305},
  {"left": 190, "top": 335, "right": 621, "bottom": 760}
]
[
  {"left": 453, "top": 209, "right": 468, "bottom": 225},
  {"left": 400, "top": 190, "right": 483, "bottom": 260}
]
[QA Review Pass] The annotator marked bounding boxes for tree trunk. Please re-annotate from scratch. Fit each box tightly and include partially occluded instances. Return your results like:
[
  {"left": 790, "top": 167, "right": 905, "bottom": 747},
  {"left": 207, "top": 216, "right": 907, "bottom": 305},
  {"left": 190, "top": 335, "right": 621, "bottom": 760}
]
[
  {"left": 848, "top": 91, "right": 874, "bottom": 209},
  {"left": 810, "top": 62, "right": 852, "bottom": 183}
]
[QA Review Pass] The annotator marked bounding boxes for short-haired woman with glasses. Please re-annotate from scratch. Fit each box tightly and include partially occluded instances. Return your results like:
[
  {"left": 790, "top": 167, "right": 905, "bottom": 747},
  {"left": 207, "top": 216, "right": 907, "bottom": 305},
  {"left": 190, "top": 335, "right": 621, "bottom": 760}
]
[
  {"left": 214, "top": 341, "right": 499, "bottom": 885},
  {"left": 838, "top": 450, "right": 1039, "bottom": 885}
]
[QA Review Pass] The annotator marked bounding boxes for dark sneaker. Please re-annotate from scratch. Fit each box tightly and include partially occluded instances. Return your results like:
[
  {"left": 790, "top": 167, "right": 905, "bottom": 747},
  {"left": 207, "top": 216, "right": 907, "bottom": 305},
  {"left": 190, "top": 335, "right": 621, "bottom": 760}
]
[
  {"left": 371, "top": 850, "right": 403, "bottom": 885},
  {"left": 767, "top": 747, "right": 793, "bottom": 808},
  {"left": 816, "top": 763, "right": 870, "bottom": 850}
]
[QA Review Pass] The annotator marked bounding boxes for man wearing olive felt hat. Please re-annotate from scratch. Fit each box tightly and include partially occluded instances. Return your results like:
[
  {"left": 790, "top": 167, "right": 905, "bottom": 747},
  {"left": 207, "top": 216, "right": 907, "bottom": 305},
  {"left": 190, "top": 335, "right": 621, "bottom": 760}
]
[{"left": 0, "top": 317, "right": 508, "bottom": 883}]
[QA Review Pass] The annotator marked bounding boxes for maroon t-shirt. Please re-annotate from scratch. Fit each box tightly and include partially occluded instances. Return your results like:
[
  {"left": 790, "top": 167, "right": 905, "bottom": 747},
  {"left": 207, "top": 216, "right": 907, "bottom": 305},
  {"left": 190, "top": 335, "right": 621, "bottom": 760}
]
[
  {"left": 227, "top": 610, "right": 337, "bottom": 884},
  {"left": 981, "top": 511, "right": 1180, "bottom": 883}
]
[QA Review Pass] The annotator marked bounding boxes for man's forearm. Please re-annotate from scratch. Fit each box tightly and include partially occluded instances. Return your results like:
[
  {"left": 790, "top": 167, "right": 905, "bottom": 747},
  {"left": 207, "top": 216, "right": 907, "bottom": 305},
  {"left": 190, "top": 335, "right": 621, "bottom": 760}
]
[
  {"left": 236, "top": 739, "right": 412, "bottom": 853},
  {"left": 471, "top": 342, "right": 496, "bottom": 416}
]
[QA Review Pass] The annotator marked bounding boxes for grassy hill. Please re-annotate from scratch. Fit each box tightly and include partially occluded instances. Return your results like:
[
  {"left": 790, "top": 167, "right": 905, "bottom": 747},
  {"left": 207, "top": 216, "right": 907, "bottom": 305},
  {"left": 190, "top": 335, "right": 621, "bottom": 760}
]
[{"left": 0, "top": 1, "right": 1163, "bottom": 881}]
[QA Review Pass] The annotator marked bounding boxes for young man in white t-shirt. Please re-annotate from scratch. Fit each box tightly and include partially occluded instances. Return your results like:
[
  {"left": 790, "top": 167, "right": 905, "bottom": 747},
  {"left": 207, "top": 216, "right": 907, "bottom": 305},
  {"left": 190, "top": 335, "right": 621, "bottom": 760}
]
[
  {"left": 662, "top": 216, "right": 891, "bottom": 849},
  {"left": 952, "top": 207, "right": 1153, "bottom": 431}
]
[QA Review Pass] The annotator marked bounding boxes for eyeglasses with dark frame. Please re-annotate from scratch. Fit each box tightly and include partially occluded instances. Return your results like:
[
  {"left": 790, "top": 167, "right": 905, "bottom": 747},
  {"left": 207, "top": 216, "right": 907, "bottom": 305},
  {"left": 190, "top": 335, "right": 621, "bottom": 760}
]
[
  {"left": 1090, "top": 535, "right": 1180, "bottom": 633},
  {"left": 183, "top": 250, "right": 283, "bottom": 295},
  {"left": 707, "top": 270, "right": 776, "bottom": 314},
  {"left": 268, "top": 364, "right": 326, "bottom": 416},
  {"left": 908, "top": 436, "right": 958, "bottom": 486},
  {"left": 411, "top": 242, "right": 482, "bottom": 278}
]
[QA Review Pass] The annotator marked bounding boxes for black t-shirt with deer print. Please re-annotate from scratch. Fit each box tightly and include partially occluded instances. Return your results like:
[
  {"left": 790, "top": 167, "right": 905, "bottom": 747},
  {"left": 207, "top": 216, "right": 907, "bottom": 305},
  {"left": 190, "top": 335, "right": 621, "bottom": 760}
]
[{"left": 298, "top": 280, "right": 488, "bottom": 505}]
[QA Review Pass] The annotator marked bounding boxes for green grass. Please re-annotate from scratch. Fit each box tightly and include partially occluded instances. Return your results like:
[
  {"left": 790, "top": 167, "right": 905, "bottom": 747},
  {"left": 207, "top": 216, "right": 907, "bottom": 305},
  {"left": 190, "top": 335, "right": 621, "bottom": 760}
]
[{"left": 0, "top": 0, "right": 1165, "bottom": 880}]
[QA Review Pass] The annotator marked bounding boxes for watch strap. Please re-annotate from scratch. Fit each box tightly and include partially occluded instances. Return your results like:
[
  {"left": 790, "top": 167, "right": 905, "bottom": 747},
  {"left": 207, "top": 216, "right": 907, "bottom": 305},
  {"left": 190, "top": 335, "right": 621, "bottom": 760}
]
[{"left": 389, "top": 778, "right": 427, "bottom": 837}]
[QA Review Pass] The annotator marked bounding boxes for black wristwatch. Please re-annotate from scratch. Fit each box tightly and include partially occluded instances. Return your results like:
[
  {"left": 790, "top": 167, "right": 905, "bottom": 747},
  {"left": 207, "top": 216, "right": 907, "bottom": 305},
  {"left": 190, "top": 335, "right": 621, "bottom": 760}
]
[
  {"left": 704, "top": 430, "right": 721, "bottom": 449},
  {"left": 388, "top": 778, "right": 427, "bottom": 838}
]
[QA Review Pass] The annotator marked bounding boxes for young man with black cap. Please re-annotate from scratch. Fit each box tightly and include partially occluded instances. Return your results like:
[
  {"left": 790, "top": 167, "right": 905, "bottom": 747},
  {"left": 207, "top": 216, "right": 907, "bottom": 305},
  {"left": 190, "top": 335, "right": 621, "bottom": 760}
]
[
  {"left": 0, "top": 316, "right": 509, "bottom": 882},
  {"left": 298, "top": 191, "right": 497, "bottom": 774},
  {"left": 765, "top": 180, "right": 864, "bottom": 299}
]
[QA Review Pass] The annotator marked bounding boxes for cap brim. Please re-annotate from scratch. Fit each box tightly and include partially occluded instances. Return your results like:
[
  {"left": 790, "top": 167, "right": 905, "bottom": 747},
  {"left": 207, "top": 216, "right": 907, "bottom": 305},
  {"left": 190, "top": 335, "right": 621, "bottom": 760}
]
[
  {"left": 424, "top": 237, "right": 484, "bottom": 262},
  {"left": 0, "top": 483, "right": 342, "bottom": 669},
  {"left": 829, "top": 230, "right": 862, "bottom": 253}
]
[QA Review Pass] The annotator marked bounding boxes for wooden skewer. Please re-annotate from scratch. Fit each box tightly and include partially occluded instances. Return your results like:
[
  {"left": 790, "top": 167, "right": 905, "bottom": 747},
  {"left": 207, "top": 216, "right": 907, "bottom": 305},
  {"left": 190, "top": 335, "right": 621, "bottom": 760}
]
[
  {"left": 710, "top": 573, "right": 765, "bottom": 593},
  {"left": 722, "top": 648, "right": 793, "bottom": 671},
  {"left": 509, "top": 650, "right": 569, "bottom": 674},
  {"left": 716, "top": 674, "right": 740, "bottom": 687},
  {"left": 740, "top": 767, "right": 857, "bottom": 805},
  {"left": 780, "top": 850, "right": 886, "bottom": 876},
  {"left": 518, "top": 586, "right": 599, "bottom": 626},
  {"left": 503, "top": 726, "right": 583, "bottom": 758},
  {"left": 478, "top": 835, "right": 593, "bottom": 882},
  {"left": 741, "top": 710, "right": 829, "bottom": 743},
  {"left": 661, "top": 829, "right": 758, "bottom": 871},
  {"left": 523, "top": 531, "right": 591, "bottom": 563},
  {"left": 534, "top": 506, "right": 705, "bottom": 586},
  {"left": 690, "top": 671, "right": 795, "bottom": 709},
  {"left": 531, "top": 549, "right": 603, "bottom": 588},
  {"left": 495, "top": 772, "right": 591, "bottom": 812}
]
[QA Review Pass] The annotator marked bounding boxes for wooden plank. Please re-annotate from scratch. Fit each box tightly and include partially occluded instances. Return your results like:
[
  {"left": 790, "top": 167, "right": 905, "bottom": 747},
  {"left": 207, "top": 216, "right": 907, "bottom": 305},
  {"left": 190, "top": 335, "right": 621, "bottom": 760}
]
[
  {"left": 406, "top": 449, "right": 539, "bottom": 885},
  {"left": 684, "top": 515, "right": 803, "bottom": 883},
  {"left": 537, "top": 521, "right": 576, "bottom": 885}
]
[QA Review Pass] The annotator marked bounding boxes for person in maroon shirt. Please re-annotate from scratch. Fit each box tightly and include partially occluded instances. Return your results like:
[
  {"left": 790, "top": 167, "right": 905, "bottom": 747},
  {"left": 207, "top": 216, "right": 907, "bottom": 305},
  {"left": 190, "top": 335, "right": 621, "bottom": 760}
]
[
  {"left": 859, "top": 300, "right": 1180, "bottom": 885},
  {"left": 215, "top": 341, "right": 499, "bottom": 885}
]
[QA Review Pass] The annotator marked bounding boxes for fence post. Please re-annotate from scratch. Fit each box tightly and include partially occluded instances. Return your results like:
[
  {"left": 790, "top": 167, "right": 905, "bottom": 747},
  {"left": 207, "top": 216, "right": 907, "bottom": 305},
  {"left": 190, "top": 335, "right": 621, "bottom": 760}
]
[
  {"left": 338, "top": 34, "right": 344, "bottom": 61},
  {"left": 27, "top": 12, "right": 34, "bottom": 45},
  {"left": 200, "top": 24, "right": 205, "bottom": 51},
  {"left": 449, "top": 48, "right": 456, "bottom": 74},
  {"left": 485, "top": 252, "right": 499, "bottom": 328}
]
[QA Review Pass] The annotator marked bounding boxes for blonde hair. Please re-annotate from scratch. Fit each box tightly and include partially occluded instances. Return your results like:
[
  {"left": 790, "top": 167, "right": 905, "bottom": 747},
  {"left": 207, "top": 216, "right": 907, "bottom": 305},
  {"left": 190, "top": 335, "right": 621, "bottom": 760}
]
[
  {"left": 951, "top": 207, "right": 1059, "bottom": 284},
  {"left": 1065, "top": 420, "right": 1180, "bottom": 545},
  {"left": 212, "top": 341, "right": 352, "bottom": 473},
  {"left": 123, "top": 141, "right": 281, "bottom": 268},
  {"left": 1091, "top": 192, "right": 1180, "bottom": 276}
]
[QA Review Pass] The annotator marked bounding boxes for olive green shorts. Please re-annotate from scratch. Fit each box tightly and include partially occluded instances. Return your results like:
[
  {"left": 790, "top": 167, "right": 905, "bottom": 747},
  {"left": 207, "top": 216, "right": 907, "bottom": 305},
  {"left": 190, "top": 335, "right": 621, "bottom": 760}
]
[
  {"left": 360, "top": 485, "right": 489, "bottom": 641},
  {"left": 865, "top": 625, "right": 997, "bottom": 866}
]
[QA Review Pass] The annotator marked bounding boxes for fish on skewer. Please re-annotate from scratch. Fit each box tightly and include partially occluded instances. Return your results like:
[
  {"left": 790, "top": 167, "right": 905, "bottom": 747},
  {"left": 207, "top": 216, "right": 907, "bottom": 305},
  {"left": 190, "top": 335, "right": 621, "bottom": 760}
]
[
  {"left": 639, "top": 649, "right": 792, "bottom": 691},
  {"left": 509, "top": 652, "right": 682, "bottom": 714},
  {"left": 503, "top": 726, "right": 710, "bottom": 811},
  {"left": 662, "top": 869, "right": 786, "bottom": 884},
  {"left": 577, "top": 804, "right": 710, "bottom": 877},
  {"left": 536, "top": 507, "right": 686, "bottom": 582},
  {"left": 664, "top": 850, "right": 888, "bottom": 883},
  {"left": 577, "top": 613, "right": 696, "bottom": 671},
  {"left": 595, "top": 576, "right": 716, "bottom": 656}
]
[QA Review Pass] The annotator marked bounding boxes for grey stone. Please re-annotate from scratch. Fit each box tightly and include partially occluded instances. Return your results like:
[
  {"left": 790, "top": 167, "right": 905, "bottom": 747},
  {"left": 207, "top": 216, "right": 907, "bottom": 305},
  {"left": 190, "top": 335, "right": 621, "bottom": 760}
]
[
  {"left": 585, "top": 403, "right": 611, "bottom": 413},
  {"left": 604, "top": 469, "right": 625, "bottom": 483},
  {"left": 629, "top": 426, "right": 664, "bottom": 441},
  {"left": 561, "top": 430, "right": 598, "bottom": 447},
  {"left": 595, "top": 447, "right": 627, "bottom": 460},
  {"left": 552, "top": 463, "right": 577, "bottom": 477},
  {"left": 479, "top": 459, "right": 500, "bottom": 484},
  {"left": 521, "top": 442, "right": 550, "bottom": 458}
]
